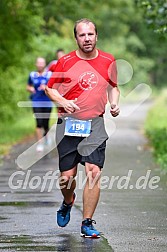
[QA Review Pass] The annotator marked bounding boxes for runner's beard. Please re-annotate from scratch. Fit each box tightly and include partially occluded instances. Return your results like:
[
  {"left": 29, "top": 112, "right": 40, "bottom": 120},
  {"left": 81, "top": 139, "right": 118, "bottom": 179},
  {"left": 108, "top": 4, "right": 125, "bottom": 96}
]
[{"left": 78, "top": 42, "right": 96, "bottom": 53}]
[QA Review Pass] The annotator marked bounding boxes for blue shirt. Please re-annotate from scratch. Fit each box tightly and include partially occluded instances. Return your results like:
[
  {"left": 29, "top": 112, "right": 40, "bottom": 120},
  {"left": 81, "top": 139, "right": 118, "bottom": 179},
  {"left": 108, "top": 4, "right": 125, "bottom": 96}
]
[{"left": 28, "top": 71, "right": 52, "bottom": 107}]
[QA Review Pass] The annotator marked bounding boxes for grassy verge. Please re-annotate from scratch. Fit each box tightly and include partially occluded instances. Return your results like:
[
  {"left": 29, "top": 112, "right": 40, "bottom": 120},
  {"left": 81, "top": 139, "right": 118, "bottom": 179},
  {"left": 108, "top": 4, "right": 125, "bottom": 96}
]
[
  {"left": 0, "top": 111, "right": 35, "bottom": 157},
  {"left": 0, "top": 108, "right": 57, "bottom": 158},
  {"left": 145, "top": 89, "right": 167, "bottom": 170}
]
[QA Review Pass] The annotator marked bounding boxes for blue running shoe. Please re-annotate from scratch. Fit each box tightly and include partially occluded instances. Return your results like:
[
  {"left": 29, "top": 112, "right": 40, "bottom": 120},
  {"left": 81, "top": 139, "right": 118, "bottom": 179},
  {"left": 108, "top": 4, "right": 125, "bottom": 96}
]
[
  {"left": 57, "top": 193, "right": 76, "bottom": 227},
  {"left": 81, "top": 218, "right": 100, "bottom": 238}
]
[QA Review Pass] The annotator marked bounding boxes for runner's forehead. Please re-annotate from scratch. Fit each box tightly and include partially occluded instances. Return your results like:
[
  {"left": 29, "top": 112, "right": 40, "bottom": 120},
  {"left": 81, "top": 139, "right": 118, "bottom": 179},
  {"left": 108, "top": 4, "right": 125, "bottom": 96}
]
[
  {"left": 36, "top": 58, "right": 45, "bottom": 64},
  {"left": 76, "top": 22, "right": 96, "bottom": 34}
]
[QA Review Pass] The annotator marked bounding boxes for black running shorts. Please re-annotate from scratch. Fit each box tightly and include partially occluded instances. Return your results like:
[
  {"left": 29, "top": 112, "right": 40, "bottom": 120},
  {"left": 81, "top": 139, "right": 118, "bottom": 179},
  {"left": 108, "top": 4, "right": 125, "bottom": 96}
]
[
  {"left": 56, "top": 116, "right": 108, "bottom": 172},
  {"left": 33, "top": 107, "right": 52, "bottom": 129}
]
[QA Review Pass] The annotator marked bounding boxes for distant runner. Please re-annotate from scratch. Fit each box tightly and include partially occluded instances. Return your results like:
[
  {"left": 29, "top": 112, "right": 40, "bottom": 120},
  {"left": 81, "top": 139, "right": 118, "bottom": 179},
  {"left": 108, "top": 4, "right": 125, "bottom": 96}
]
[{"left": 27, "top": 57, "right": 52, "bottom": 152}]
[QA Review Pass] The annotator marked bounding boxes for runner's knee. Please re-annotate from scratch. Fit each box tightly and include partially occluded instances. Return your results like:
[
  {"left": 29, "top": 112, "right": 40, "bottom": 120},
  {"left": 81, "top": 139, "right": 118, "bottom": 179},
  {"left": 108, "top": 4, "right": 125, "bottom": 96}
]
[
  {"left": 60, "top": 169, "right": 77, "bottom": 184},
  {"left": 86, "top": 163, "right": 101, "bottom": 180}
]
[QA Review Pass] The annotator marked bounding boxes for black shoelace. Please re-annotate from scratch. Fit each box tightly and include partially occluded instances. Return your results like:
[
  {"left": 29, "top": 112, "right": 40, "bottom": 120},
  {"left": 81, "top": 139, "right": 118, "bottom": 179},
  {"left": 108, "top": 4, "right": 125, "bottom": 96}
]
[
  {"left": 58, "top": 203, "right": 71, "bottom": 217},
  {"left": 83, "top": 219, "right": 96, "bottom": 229}
]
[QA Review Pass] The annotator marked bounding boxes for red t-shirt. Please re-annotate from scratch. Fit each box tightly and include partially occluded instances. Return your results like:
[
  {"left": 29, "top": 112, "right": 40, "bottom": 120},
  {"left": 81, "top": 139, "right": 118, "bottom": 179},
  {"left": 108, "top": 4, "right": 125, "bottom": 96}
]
[
  {"left": 47, "top": 49, "right": 117, "bottom": 119},
  {"left": 46, "top": 60, "right": 58, "bottom": 72}
]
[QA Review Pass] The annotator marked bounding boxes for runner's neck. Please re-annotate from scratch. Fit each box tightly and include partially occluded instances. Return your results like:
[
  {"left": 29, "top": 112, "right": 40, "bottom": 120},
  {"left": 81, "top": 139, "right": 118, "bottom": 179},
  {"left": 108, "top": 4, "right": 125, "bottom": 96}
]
[
  {"left": 76, "top": 49, "right": 98, "bottom": 60},
  {"left": 37, "top": 70, "right": 45, "bottom": 75}
]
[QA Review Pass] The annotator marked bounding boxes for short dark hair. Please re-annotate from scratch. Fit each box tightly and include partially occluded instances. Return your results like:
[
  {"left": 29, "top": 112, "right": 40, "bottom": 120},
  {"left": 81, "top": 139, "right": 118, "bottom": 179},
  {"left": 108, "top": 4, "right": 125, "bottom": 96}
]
[
  {"left": 74, "top": 18, "right": 97, "bottom": 38},
  {"left": 56, "top": 48, "right": 64, "bottom": 53}
]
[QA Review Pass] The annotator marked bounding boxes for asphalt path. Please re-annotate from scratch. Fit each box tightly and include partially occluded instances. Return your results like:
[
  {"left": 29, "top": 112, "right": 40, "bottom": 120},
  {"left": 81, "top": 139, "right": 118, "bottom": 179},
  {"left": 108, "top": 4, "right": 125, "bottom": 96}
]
[{"left": 0, "top": 101, "right": 167, "bottom": 251}]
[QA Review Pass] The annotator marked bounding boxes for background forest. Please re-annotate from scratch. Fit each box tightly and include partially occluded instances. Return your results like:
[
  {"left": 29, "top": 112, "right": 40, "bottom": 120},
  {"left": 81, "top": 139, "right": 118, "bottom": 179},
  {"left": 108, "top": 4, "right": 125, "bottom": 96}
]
[{"left": 0, "top": 0, "right": 166, "bottom": 168}]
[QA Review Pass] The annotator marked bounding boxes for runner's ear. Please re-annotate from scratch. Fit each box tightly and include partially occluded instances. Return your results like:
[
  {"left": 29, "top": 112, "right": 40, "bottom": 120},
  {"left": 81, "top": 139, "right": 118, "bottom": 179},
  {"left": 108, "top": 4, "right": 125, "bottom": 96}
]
[{"left": 96, "top": 34, "right": 98, "bottom": 41}]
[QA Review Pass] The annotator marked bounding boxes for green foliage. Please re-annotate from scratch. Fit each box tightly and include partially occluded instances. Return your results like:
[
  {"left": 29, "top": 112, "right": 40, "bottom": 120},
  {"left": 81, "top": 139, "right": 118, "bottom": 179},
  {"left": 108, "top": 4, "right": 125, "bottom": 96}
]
[
  {"left": 0, "top": 111, "right": 35, "bottom": 144},
  {"left": 30, "top": 33, "right": 75, "bottom": 64},
  {"left": 0, "top": 66, "right": 28, "bottom": 121},
  {"left": 136, "top": 0, "right": 167, "bottom": 35},
  {"left": 0, "top": 0, "right": 167, "bottom": 153},
  {"left": 145, "top": 89, "right": 167, "bottom": 170},
  {"left": 0, "top": 111, "right": 35, "bottom": 156},
  {"left": 147, "top": 128, "right": 167, "bottom": 170},
  {"left": 0, "top": 0, "right": 44, "bottom": 69}
]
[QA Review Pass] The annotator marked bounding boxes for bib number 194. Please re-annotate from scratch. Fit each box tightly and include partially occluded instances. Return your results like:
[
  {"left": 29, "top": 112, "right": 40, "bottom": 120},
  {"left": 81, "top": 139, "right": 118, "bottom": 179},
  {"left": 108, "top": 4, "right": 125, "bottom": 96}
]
[
  {"left": 72, "top": 123, "right": 85, "bottom": 131},
  {"left": 64, "top": 117, "right": 92, "bottom": 137}
]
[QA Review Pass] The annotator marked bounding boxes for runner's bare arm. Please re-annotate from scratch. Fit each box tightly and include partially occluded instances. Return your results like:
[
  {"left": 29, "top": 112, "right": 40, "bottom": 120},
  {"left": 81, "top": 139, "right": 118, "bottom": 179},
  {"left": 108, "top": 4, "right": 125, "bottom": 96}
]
[
  {"left": 45, "top": 86, "right": 80, "bottom": 114},
  {"left": 107, "top": 85, "right": 120, "bottom": 117},
  {"left": 26, "top": 84, "right": 35, "bottom": 93}
]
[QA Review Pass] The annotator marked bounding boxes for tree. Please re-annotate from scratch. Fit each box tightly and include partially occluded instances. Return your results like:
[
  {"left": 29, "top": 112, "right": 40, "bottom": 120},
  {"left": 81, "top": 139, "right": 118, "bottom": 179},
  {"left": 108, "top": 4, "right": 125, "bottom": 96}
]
[
  {"left": 136, "top": 0, "right": 167, "bottom": 35},
  {"left": 0, "top": 0, "right": 166, "bottom": 122},
  {"left": 0, "top": 0, "right": 43, "bottom": 69}
]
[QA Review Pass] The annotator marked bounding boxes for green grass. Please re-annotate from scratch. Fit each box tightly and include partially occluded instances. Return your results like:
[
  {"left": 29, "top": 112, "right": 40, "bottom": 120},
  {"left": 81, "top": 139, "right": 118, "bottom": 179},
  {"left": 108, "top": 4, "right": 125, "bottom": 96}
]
[
  {"left": 0, "top": 111, "right": 35, "bottom": 156},
  {"left": 145, "top": 89, "right": 167, "bottom": 170},
  {"left": 0, "top": 108, "right": 57, "bottom": 158}
]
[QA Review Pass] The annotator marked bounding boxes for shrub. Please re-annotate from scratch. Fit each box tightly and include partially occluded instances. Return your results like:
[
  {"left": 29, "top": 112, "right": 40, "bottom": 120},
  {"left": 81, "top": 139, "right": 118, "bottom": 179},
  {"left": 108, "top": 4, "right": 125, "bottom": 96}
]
[{"left": 145, "top": 89, "right": 167, "bottom": 170}]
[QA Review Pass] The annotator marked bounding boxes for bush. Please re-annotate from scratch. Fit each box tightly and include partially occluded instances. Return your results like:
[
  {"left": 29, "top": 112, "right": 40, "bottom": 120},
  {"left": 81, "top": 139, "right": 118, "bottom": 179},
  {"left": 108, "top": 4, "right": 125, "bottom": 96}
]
[
  {"left": 147, "top": 128, "right": 167, "bottom": 169},
  {"left": 0, "top": 66, "right": 28, "bottom": 121},
  {"left": 145, "top": 89, "right": 167, "bottom": 170}
]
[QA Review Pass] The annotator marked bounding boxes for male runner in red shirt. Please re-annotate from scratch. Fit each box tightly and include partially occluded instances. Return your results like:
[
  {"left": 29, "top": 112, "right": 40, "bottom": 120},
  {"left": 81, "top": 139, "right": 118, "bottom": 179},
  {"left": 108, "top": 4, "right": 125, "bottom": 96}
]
[{"left": 45, "top": 18, "right": 120, "bottom": 238}]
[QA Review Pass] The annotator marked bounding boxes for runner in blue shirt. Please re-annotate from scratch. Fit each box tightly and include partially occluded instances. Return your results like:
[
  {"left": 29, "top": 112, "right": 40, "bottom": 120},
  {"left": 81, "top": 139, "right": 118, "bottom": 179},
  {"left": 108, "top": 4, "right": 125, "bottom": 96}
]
[{"left": 27, "top": 57, "right": 52, "bottom": 152}]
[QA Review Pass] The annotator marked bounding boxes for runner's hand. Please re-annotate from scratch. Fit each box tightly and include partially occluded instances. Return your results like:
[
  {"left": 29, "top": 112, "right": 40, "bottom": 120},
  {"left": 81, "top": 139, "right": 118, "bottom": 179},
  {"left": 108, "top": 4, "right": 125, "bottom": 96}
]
[
  {"left": 61, "top": 98, "right": 80, "bottom": 114},
  {"left": 110, "top": 104, "right": 120, "bottom": 117},
  {"left": 29, "top": 86, "right": 36, "bottom": 94},
  {"left": 38, "top": 84, "right": 46, "bottom": 91}
]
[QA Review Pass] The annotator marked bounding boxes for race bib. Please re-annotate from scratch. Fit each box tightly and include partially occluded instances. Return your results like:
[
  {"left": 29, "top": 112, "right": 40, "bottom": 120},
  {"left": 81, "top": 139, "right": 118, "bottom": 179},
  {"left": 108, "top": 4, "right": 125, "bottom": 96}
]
[{"left": 64, "top": 117, "right": 92, "bottom": 137}]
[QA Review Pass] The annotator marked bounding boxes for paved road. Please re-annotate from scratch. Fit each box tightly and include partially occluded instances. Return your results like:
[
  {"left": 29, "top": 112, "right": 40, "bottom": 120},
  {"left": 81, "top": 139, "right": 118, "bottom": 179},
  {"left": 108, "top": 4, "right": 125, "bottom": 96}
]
[{"left": 0, "top": 101, "right": 167, "bottom": 251}]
